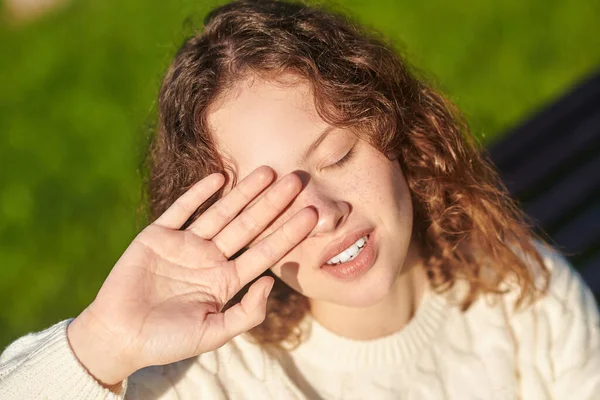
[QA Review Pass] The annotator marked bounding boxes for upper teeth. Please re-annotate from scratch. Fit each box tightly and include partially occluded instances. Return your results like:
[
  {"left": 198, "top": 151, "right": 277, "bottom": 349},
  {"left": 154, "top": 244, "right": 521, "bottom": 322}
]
[{"left": 327, "top": 236, "right": 368, "bottom": 265}]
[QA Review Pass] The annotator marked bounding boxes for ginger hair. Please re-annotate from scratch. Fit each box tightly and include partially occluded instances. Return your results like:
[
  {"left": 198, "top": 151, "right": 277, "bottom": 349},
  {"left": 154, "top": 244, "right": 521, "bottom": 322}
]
[{"left": 144, "top": 0, "right": 550, "bottom": 350}]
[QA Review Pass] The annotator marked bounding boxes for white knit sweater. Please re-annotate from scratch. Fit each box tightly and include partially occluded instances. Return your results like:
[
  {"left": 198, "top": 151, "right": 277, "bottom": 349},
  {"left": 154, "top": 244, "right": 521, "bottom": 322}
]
[{"left": 1, "top": 244, "right": 599, "bottom": 399}]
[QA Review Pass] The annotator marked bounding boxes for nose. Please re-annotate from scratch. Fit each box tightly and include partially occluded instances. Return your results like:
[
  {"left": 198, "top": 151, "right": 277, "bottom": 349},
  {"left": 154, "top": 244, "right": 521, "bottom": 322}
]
[{"left": 291, "top": 171, "right": 351, "bottom": 239}]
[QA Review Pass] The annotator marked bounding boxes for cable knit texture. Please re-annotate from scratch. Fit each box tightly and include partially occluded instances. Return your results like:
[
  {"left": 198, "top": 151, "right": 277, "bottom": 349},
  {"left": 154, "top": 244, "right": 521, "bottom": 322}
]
[{"left": 1, "top": 243, "right": 599, "bottom": 399}]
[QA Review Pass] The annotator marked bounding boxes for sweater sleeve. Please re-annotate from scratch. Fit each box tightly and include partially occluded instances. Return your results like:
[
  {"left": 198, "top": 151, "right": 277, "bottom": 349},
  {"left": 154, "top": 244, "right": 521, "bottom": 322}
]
[
  {"left": 542, "top": 248, "right": 600, "bottom": 398},
  {"left": 0, "top": 318, "right": 129, "bottom": 400}
]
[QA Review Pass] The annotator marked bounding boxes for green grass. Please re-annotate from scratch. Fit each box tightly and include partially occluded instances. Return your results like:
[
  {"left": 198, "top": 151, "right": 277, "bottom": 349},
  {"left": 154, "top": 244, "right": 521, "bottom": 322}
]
[{"left": 1, "top": 0, "right": 599, "bottom": 350}]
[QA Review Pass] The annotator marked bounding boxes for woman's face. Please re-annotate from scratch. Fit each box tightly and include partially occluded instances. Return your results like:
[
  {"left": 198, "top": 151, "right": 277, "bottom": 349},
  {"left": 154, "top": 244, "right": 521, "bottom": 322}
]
[{"left": 207, "top": 73, "right": 418, "bottom": 308}]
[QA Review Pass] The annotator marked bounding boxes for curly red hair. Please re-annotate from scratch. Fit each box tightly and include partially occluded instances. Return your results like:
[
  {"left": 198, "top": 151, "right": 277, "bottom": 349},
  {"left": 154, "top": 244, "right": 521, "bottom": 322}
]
[{"left": 143, "top": 0, "right": 550, "bottom": 350}]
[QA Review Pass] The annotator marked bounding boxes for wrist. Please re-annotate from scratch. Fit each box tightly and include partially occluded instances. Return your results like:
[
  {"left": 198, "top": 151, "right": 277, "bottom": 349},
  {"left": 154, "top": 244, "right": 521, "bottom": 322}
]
[{"left": 67, "top": 307, "right": 136, "bottom": 386}]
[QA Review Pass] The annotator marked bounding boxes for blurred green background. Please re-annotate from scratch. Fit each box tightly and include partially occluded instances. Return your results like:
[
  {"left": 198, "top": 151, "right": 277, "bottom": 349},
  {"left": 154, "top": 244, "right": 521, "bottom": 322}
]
[{"left": 1, "top": 0, "right": 599, "bottom": 350}]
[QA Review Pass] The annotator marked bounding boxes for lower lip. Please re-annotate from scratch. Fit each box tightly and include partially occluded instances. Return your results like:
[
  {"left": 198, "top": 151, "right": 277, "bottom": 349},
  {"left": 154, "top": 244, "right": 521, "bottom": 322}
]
[{"left": 320, "top": 231, "right": 377, "bottom": 280}]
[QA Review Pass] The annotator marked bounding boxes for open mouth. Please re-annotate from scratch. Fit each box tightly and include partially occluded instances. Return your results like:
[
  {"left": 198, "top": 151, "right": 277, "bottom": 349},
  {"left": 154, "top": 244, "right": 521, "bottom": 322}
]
[
  {"left": 320, "top": 232, "right": 376, "bottom": 280},
  {"left": 325, "top": 234, "right": 369, "bottom": 266}
]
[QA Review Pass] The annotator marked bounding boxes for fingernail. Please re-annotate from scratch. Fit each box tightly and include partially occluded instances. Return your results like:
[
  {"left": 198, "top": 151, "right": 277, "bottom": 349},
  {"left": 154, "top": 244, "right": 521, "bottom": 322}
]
[{"left": 263, "top": 280, "right": 275, "bottom": 299}]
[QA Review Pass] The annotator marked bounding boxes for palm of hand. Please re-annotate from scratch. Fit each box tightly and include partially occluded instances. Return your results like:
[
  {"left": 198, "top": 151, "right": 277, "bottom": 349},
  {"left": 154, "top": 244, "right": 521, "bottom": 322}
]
[
  {"left": 90, "top": 224, "right": 240, "bottom": 368},
  {"left": 67, "top": 168, "right": 318, "bottom": 385}
]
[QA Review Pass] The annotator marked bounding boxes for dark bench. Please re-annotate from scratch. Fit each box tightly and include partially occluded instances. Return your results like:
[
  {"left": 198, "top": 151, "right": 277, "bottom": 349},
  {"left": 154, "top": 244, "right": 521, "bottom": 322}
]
[{"left": 487, "top": 70, "right": 600, "bottom": 300}]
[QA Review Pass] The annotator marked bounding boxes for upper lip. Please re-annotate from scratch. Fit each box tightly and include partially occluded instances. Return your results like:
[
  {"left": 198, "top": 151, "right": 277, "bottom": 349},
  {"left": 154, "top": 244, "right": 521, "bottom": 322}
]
[{"left": 319, "top": 228, "right": 374, "bottom": 267}]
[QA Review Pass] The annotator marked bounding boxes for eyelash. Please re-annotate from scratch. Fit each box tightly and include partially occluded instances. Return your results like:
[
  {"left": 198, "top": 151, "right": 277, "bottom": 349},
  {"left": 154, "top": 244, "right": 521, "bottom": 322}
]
[{"left": 329, "top": 146, "right": 356, "bottom": 169}]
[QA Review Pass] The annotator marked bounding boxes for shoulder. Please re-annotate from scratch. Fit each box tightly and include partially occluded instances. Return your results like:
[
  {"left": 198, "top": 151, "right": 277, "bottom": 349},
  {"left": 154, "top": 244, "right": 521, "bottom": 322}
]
[
  {"left": 444, "top": 241, "right": 600, "bottom": 395},
  {"left": 520, "top": 241, "right": 600, "bottom": 395},
  {"left": 497, "top": 240, "right": 600, "bottom": 376},
  {"left": 126, "top": 333, "right": 274, "bottom": 399},
  {"left": 490, "top": 239, "right": 600, "bottom": 332},
  {"left": 528, "top": 240, "right": 598, "bottom": 322},
  {"left": 450, "top": 240, "right": 599, "bottom": 352}
]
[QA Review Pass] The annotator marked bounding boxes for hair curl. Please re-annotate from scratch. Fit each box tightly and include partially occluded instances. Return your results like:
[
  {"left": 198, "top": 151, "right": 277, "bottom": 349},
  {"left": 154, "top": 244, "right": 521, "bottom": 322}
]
[{"left": 144, "top": 0, "right": 550, "bottom": 350}]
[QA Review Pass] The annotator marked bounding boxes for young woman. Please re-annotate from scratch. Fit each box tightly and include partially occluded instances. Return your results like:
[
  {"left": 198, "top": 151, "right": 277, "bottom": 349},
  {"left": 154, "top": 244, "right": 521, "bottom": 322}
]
[{"left": 1, "top": 0, "right": 599, "bottom": 399}]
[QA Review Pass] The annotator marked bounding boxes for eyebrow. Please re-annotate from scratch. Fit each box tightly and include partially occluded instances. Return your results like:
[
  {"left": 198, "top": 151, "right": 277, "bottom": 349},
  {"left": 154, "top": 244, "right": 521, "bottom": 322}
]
[{"left": 300, "top": 126, "right": 337, "bottom": 164}]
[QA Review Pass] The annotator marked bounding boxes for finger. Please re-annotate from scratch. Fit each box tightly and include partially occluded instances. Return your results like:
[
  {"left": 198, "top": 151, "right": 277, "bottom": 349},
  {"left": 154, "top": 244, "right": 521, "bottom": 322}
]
[
  {"left": 209, "top": 173, "right": 304, "bottom": 259},
  {"left": 187, "top": 166, "right": 276, "bottom": 239},
  {"left": 153, "top": 173, "right": 225, "bottom": 230},
  {"left": 233, "top": 206, "right": 318, "bottom": 287},
  {"left": 201, "top": 276, "right": 274, "bottom": 350}
]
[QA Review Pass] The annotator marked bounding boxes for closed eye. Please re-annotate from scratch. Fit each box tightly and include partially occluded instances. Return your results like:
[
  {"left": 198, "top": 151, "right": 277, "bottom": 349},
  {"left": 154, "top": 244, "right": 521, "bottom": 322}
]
[{"left": 328, "top": 146, "right": 356, "bottom": 169}]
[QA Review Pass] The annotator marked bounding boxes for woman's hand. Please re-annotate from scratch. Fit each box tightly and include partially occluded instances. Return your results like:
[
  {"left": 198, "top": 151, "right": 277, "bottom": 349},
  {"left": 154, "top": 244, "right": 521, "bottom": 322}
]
[{"left": 67, "top": 166, "right": 317, "bottom": 386}]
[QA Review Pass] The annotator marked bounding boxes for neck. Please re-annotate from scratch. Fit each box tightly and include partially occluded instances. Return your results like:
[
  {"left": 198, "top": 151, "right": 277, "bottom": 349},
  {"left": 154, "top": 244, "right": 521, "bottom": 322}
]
[{"left": 309, "top": 240, "right": 428, "bottom": 340}]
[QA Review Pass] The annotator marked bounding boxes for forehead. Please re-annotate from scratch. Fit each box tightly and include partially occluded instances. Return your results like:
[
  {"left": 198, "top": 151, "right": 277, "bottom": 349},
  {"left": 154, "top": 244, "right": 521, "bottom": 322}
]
[{"left": 206, "top": 74, "right": 332, "bottom": 179}]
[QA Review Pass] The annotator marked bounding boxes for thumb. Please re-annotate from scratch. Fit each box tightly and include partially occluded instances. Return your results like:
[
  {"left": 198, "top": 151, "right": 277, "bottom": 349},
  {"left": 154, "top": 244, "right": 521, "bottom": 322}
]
[{"left": 206, "top": 276, "right": 274, "bottom": 347}]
